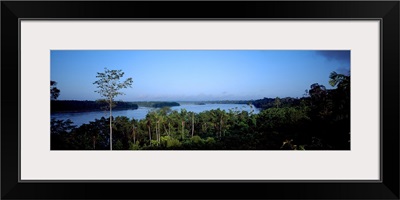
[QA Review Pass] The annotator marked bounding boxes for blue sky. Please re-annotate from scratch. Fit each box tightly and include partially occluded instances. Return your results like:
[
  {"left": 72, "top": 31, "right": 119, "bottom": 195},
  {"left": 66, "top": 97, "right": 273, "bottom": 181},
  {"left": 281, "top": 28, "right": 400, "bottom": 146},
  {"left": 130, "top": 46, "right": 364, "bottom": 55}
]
[{"left": 51, "top": 50, "right": 350, "bottom": 101}]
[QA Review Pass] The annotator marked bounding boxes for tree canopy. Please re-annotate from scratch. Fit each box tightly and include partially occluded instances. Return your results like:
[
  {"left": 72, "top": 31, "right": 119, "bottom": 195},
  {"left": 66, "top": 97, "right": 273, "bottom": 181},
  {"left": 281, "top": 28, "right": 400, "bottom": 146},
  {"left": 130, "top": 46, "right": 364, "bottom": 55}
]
[
  {"left": 52, "top": 71, "right": 350, "bottom": 150},
  {"left": 50, "top": 80, "right": 60, "bottom": 100}
]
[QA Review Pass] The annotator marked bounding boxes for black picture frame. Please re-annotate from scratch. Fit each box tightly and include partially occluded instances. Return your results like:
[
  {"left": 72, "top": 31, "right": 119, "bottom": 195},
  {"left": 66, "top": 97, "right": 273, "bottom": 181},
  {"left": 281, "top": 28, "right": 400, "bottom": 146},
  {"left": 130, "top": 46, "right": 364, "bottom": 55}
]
[{"left": 1, "top": 1, "right": 399, "bottom": 199}]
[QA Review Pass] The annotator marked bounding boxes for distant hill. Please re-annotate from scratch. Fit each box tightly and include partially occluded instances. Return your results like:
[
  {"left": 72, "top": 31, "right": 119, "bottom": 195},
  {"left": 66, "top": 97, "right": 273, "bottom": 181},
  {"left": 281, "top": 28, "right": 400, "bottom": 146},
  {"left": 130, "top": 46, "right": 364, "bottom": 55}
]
[
  {"left": 252, "top": 97, "right": 302, "bottom": 110},
  {"left": 131, "top": 101, "right": 181, "bottom": 108},
  {"left": 51, "top": 100, "right": 138, "bottom": 113},
  {"left": 178, "top": 100, "right": 252, "bottom": 105},
  {"left": 152, "top": 102, "right": 180, "bottom": 108}
]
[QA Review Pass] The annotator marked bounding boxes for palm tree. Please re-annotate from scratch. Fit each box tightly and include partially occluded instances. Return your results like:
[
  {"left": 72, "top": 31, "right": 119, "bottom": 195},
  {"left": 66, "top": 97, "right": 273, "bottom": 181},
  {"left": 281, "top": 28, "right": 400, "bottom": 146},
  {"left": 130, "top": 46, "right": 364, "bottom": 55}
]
[
  {"left": 146, "top": 117, "right": 152, "bottom": 145},
  {"left": 191, "top": 112, "right": 195, "bottom": 137},
  {"left": 132, "top": 121, "right": 136, "bottom": 144},
  {"left": 180, "top": 109, "right": 188, "bottom": 140},
  {"left": 329, "top": 71, "right": 350, "bottom": 120},
  {"left": 329, "top": 71, "right": 350, "bottom": 90}
]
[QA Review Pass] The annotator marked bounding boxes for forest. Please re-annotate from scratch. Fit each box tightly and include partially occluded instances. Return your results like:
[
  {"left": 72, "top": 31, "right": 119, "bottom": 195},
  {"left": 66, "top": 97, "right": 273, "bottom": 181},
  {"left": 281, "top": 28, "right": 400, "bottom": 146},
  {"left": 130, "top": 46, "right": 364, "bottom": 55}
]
[
  {"left": 51, "top": 71, "right": 350, "bottom": 150},
  {"left": 51, "top": 100, "right": 181, "bottom": 112},
  {"left": 51, "top": 100, "right": 139, "bottom": 112}
]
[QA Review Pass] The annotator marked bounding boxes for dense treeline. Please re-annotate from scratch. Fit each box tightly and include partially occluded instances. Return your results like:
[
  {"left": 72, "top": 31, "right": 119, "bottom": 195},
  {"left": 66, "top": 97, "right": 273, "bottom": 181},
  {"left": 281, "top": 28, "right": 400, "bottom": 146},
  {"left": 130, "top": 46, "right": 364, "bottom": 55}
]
[
  {"left": 252, "top": 97, "right": 302, "bottom": 110},
  {"left": 128, "top": 101, "right": 181, "bottom": 108},
  {"left": 51, "top": 100, "right": 138, "bottom": 113},
  {"left": 199, "top": 100, "right": 251, "bottom": 105},
  {"left": 51, "top": 72, "right": 350, "bottom": 150},
  {"left": 152, "top": 102, "right": 180, "bottom": 108}
]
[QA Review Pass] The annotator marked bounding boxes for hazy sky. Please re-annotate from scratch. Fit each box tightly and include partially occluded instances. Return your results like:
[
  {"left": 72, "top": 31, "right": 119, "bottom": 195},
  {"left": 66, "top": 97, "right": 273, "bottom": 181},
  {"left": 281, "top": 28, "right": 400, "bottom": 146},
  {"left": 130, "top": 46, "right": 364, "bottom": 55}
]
[{"left": 51, "top": 50, "right": 350, "bottom": 101}]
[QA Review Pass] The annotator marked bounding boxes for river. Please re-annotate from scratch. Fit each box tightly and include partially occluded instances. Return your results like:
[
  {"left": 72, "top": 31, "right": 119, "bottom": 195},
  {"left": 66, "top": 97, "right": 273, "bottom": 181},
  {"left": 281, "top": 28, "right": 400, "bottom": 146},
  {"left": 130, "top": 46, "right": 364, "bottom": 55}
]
[{"left": 51, "top": 103, "right": 259, "bottom": 126}]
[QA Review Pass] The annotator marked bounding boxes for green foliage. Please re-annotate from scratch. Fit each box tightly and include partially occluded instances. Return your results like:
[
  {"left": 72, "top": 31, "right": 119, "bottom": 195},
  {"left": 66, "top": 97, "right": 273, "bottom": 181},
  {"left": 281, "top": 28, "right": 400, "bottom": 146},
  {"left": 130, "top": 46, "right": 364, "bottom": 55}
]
[
  {"left": 129, "top": 141, "right": 141, "bottom": 150},
  {"left": 253, "top": 97, "right": 301, "bottom": 110},
  {"left": 274, "top": 97, "right": 281, "bottom": 108},
  {"left": 51, "top": 119, "right": 75, "bottom": 134},
  {"left": 161, "top": 136, "right": 181, "bottom": 148},
  {"left": 51, "top": 71, "right": 350, "bottom": 151},
  {"left": 93, "top": 68, "right": 133, "bottom": 102},
  {"left": 114, "top": 140, "right": 124, "bottom": 150},
  {"left": 191, "top": 136, "right": 204, "bottom": 144},
  {"left": 257, "top": 107, "right": 309, "bottom": 132},
  {"left": 50, "top": 119, "right": 76, "bottom": 150},
  {"left": 150, "top": 140, "right": 160, "bottom": 146},
  {"left": 329, "top": 71, "right": 350, "bottom": 89},
  {"left": 205, "top": 137, "right": 216, "bottom": 144}
]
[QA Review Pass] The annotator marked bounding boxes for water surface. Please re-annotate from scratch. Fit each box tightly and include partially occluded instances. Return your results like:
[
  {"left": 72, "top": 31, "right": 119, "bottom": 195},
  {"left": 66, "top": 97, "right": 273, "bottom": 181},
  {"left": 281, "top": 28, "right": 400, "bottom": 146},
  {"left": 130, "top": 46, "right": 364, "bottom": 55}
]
[{"left": 51, "top": 103, "right": 259, "bottom": 126}]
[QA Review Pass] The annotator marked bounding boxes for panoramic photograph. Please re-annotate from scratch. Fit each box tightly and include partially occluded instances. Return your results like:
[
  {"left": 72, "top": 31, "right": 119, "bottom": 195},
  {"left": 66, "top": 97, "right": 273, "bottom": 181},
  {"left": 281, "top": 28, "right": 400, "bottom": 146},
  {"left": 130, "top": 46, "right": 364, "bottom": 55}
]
[{"left": 50, "top": 50, "right": 350, "bottom": 150}]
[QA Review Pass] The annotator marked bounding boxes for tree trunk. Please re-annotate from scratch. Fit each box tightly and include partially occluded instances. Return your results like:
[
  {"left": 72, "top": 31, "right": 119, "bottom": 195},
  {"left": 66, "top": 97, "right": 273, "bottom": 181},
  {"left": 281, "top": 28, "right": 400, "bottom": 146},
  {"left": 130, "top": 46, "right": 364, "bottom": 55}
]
[
  {"left": 219, "top": 116, "right": 222, "bottom": 138},
  {"left": 157, "top": 121, "right": 160, "bottom": 143},
  {"left": 109, "top": 101, "right": 112, "bottom": 150},
  {"left": 156, "top": 121, "right": 159, "bottom": 143},
  {"left": 163, "top": 125, "right": 168, "bottom": 136},
  {"left": 148, "top": 125, "right": 151, "bottom": 145},
  {"left": 191, "top": 113, "right": 194, "bottom": 137},
  {"left": 181, "top": 121, "right": 185, "bottom": 140},
  {"left": 132, "top": 125, "right": 136, "bottom": 144},
  {"left": 93, "top": 136, "right": 96, "bottom": 150},
  {"left": 168, "top": 122, "right": 171, "bottom": 136}
]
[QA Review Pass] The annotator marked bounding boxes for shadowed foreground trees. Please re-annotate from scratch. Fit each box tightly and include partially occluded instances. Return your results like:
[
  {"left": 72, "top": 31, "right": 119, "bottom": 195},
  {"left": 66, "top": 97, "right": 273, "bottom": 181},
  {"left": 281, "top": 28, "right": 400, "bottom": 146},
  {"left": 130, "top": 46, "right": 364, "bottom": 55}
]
[
  {"left": 50, "top": 80, "right": 60, "bottom": 100},
  {"left": 51, "top": 72, "right": 350, "bottom": 150}
]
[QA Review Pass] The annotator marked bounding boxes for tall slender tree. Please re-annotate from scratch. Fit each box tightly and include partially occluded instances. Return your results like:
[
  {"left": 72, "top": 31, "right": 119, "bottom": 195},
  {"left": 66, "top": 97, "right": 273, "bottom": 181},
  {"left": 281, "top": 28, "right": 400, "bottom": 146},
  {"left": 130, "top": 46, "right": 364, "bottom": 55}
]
[
  {"left": 132, "top": 123, "right": 136, "bottom": 144},
  {"left": 146, "top": 117, "right": 152, "bottom": 145},
  {"left": 93, "top": 68, "right": 133, "bottom": 150},
  {"left": 191, "top": 112, "right": 195, "bottom": 137}
]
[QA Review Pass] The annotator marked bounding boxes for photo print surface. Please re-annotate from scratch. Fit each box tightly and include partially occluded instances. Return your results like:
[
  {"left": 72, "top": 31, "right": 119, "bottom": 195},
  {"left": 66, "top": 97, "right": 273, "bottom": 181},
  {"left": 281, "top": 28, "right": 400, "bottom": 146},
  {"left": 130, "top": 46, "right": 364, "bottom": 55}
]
[{"left": 50, "top": 50, "right": 350, "bottom": 151}]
